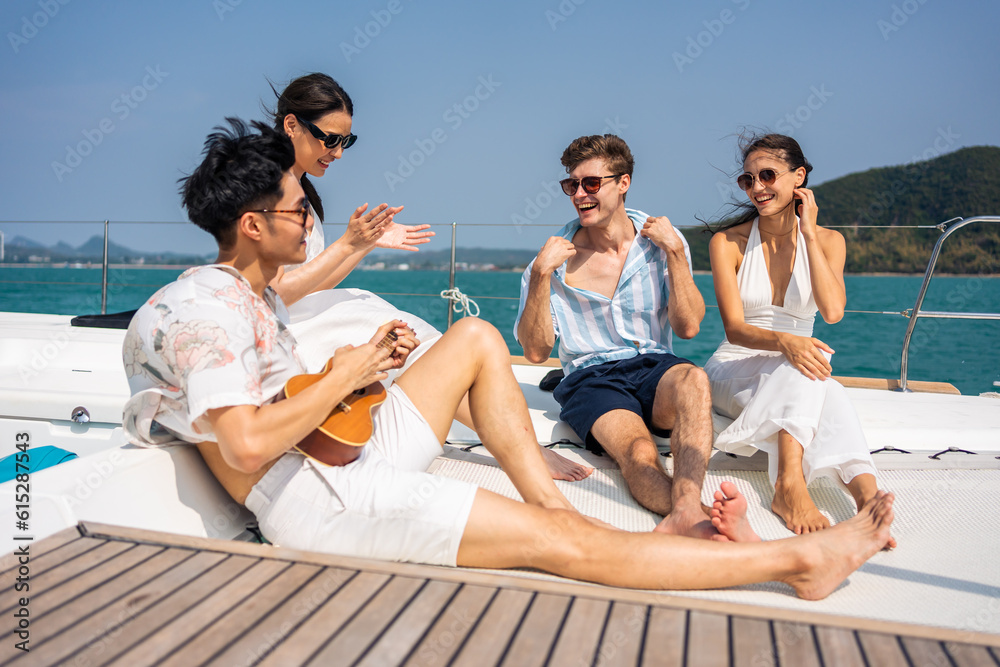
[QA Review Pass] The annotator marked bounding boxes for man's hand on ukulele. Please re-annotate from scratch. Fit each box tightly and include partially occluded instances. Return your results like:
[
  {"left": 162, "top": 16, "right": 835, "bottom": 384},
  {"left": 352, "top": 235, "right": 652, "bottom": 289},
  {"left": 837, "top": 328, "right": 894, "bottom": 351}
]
[
  {"left": 332, "top": 338, "right": 395, "bottom": 392},
  {"left": 369, "top": 319, "right": 418, "bottom": 369}
]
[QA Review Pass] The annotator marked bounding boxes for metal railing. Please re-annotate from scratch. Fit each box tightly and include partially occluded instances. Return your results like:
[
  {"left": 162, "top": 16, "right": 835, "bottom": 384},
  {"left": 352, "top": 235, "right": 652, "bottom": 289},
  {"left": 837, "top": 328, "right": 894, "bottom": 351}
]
[
  {"left": 897, "top": 215, "right": 1000, "bottom": 391},
  {"left": 2, "top": 217, "right": 999, "bottom": 393}
]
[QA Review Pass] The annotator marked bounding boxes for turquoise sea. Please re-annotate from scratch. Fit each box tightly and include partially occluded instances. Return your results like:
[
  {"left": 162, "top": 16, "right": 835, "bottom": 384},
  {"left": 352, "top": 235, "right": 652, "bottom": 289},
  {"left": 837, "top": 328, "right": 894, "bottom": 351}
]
[{"left": 1, "top": 267, "right": 998, "bottom": 395}]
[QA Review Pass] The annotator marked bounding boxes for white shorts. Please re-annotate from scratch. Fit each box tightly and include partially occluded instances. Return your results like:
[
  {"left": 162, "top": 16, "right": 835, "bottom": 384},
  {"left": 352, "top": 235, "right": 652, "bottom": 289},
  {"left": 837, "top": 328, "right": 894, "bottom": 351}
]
[{"left": 245, "top": 384, "right": 477, "bottom": 566}]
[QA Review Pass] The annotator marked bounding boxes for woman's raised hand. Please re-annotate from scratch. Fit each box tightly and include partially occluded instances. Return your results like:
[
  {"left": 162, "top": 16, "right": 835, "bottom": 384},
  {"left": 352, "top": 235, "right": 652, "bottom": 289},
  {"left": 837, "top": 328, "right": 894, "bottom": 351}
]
[
  {"left": 793, "top": 187, "right": 819, "bottom": 240},
  {"left": 345, "top": 202, "right": 401, "bottom": 251},
  {"left": 777, "top": 332, "right": 834, "bottom": 381},
  {"left": 375, "top": 212, "right": 434, "bottom": 252}
]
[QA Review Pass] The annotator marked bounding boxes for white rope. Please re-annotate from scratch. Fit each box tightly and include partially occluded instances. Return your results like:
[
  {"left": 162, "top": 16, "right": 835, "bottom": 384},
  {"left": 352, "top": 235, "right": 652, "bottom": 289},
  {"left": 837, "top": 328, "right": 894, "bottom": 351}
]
[{"left": 440, "top": 287, "right": 480, "bottom": 318}]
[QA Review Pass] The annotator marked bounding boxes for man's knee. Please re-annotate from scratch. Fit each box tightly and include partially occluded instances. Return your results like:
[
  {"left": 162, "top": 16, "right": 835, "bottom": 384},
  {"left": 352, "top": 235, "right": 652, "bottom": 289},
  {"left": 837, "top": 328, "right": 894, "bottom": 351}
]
[{"left": 660, "top": 364, "right": 711, "bottom": 404}]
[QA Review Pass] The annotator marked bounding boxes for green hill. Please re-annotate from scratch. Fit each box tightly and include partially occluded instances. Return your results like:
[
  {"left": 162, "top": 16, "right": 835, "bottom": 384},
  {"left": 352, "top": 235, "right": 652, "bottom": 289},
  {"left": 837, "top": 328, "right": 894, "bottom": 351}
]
[{"left": 685, "top": 145, "right": 1000, "bottom": 274}]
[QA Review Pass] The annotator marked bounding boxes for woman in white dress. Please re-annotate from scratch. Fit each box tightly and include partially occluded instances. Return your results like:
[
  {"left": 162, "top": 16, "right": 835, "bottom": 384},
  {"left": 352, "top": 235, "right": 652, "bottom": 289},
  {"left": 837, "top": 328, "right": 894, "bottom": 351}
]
[
  {"left": 265, "top": 73, "right": 591, "bottom": 481},
  {"left": 704, "top": 133, "right": 889, "bottom": 538}
]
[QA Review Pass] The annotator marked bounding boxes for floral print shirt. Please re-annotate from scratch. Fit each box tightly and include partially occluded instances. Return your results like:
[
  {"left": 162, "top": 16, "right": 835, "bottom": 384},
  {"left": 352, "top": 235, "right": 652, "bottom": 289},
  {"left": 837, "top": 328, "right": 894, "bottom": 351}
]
[{"left": 122, "top": 265, "right": 305, "bottom": 447}]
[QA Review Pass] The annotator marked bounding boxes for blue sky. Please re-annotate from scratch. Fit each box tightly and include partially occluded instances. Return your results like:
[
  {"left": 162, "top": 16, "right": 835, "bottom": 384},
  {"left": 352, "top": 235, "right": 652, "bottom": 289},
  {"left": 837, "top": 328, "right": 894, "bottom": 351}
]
[{"left": 1, "top": 0, "right": 998, "bottom": 257}]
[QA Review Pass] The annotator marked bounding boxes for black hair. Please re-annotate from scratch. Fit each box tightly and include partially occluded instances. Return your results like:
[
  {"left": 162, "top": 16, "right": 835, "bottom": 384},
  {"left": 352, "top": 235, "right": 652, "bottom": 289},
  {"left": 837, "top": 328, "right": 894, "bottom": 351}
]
[
  {"left": 704, "top": 131, "right": 814, "bottom": 234},
  {"left": 265, "top": 73, "right": 355, "bottom": 222},
  {"left": 179, "top": 118, "right": 296, "bottom": 248}
]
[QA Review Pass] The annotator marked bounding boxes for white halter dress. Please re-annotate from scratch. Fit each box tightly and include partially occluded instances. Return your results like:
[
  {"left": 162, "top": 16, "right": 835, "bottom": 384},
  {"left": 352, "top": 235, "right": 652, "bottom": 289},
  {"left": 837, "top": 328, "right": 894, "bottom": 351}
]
[{"left": 703, "top": 219, "right": 877, "bottom": 486}]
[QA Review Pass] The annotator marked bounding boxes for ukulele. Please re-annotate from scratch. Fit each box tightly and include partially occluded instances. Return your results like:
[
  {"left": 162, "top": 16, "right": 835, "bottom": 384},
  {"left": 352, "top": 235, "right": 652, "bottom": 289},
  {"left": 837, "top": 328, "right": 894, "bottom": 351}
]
[{"left": 283, "top": 330, "right": 399, "bottom": 466}]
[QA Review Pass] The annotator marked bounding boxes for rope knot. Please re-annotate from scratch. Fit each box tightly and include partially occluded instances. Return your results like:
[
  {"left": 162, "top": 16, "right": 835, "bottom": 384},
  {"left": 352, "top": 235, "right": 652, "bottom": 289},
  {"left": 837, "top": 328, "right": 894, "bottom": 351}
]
[{"left": 439, "top": 287, "right": 480, "bottom": 318}]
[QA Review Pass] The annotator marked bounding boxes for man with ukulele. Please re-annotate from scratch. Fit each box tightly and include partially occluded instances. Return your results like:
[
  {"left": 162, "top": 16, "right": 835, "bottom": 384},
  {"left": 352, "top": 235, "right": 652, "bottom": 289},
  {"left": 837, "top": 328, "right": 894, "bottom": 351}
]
[{"left": 122, "top": 119, "right": 894, "bottom": 598}]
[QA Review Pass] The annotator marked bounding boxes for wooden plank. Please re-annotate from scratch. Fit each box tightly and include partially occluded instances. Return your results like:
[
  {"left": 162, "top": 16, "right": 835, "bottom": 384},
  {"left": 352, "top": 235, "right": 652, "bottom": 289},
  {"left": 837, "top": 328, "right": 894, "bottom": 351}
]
[
  {"left": 501, "top": 593, "right": 572, "bottom": 667},
  {"left": 19, "top": 546, "right": 192, "bottom": 656},
  {"left": 595, "top": 602, "right": 647, "bottom": 667},
  {"left": 79, "top": 522, "right": 1000, "bottom": 650},
  {"left": 856, "top": 631, "right": 910, "bottom": 667},
  {"left": 22, "top": 543, "right": 160, "bottom": 621},
  {"left": 0, "top": 526, "right": 84, "bottom": 575},
  {"left": 105, "top": 557, "right": 290, "bottom": 667},
  {"left": 0, "top": 538, "right": 134, "bottom": 616},
  {"left": 946, "top": 641, "right": 1000, "bottom": 667},
  {"left": 773, "top": 621, "right": 821, "bottom": 667},
  {"left": 210, "top": 566, "right": 364, "bottom": 666},
  {"left": 546, "top": 596, "right": 610, "bottom": 667},
  {"left": 510, "top": 355, "right": 561, "bottom": 368},
  {"left": 731, "top": 617, "right": 775, "bottom": 667},
  {"left": 306, "top": 574, "right": 427, "bottom": 666},
  {"left": 358, "top": 580, "right": 461, "bottom": 667},
  {"left": 157, "top": 562, "right": 322, "bottom": 667},
  {"left": 902, "top": 637, "right": 952, "bottom": 667},
  {"left": 93, "top": 553, "right": 260, "bottom": 665},
  {"left": 451, "top": 588, "right": 533, "bottom": 667},
  {"left": 833, "top": 375, "right": 960, "bottom": 395},
  {"left": 404, "top": 584, "right": 498, "bottom": 667},
  {"left": 687, "top": 610, "right": 729, "bottom": 667},
  {"left": 257, "top": 570, "right": 390, "bottom": 666},
  {"left": 32, "top": 550, "right": 227, "bottom": 667},
  {"left": 641, "top": 607, "right": 686, "bottom": 667},
  {"left": 814, "top": 626, "right": 866, "bottom": 667}
]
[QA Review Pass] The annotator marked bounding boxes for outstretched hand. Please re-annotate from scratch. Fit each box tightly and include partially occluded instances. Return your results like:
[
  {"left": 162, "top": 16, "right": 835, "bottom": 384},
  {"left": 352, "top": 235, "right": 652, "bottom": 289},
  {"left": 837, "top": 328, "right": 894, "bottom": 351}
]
[
  {"left": 375, "top": 215, "right": 434, "bottom": 252},
  {"left": 345, "top": 203, "right": 401, "bottom": 251},
  {"left": 778, "top": 333, "right": 833, "bottom": 380}
]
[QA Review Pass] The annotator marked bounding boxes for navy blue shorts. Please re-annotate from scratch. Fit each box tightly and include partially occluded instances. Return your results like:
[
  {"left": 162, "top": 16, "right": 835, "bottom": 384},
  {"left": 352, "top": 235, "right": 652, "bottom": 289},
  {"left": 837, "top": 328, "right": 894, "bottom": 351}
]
[{"left": 553, "top": 353, "right": 694, "bottom": 454}]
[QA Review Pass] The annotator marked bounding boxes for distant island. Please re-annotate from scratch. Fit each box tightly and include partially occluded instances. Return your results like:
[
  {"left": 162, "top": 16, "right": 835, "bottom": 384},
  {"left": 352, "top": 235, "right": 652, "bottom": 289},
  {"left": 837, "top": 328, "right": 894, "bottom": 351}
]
[{"left": 3, "top": 146, "right": 998, "bottom": 274}]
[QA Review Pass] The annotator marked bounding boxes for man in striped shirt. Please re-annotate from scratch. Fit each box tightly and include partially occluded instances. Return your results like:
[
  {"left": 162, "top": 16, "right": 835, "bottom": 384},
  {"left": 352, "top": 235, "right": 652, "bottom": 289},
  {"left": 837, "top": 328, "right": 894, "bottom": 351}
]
[{"left": 515, "top": 134, "right": 720, "bottom": 539}]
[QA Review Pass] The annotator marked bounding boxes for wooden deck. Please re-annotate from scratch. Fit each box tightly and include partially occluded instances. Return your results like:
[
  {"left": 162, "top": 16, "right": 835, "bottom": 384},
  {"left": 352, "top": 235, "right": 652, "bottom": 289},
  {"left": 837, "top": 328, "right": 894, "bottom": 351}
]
[{"left": 2, "top": 523, "right": 998, "bottom": 666}]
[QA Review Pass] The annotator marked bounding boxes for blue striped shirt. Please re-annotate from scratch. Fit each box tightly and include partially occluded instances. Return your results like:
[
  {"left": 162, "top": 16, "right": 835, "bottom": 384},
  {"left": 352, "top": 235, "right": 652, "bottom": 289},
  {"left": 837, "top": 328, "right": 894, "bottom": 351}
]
[{"left": 514, "top": 208, "right": 693, "bottom": 376}]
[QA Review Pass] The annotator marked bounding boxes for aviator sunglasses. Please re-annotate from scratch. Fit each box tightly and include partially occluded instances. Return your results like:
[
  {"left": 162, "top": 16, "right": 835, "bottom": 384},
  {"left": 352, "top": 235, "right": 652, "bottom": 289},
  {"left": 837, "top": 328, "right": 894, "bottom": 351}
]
[
  {"left": 736, "top": 168, "right": 791, "bottom": 191},
  {"left": 559, "top": 174, "right": 623, "bottom": 196},
  {"left": 296, "top": 115, "right": 358, "bottom": 150}
]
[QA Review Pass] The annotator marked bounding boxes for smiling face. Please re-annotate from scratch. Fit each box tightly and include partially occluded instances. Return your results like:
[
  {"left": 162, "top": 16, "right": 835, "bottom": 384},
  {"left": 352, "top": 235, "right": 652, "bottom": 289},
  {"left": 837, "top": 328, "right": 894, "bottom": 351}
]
[
  {"left": 567, "top": 158, "right": 629, "bottom": 229},
  {"left": 741, "top": 149, "right": 805, "bottom": 217},
  {"left": 286, "top": 110, "right": 353, "bottom": 179},
  {"left": 258, "top": 171, "right": 313, "bottom": 267}
]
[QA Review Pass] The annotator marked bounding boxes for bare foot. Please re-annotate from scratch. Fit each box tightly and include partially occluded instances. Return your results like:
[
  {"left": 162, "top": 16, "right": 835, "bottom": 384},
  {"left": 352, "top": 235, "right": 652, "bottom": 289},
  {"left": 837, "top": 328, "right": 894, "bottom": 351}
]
[
  {"left": 710, "top": 481, "right": 761, "bottom": 542},
  {"left": 540, "top": 446, "right": 594, "bottom": 482},
  {"left": 784, "top": 490, "right": 895, "bottom": 600},
  {"left": 655, "top": 504, "right": 721, "bottom": 540},
  {"left": 772, "top": 479, "right": 831, "bottom": 535},
  {"left": 850, "top": 482, "right": 897, "bottom": 550}
]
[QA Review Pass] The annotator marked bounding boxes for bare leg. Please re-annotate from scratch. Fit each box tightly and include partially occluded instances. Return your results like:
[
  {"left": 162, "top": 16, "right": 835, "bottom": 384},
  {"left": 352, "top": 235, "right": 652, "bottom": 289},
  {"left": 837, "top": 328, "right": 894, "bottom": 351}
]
[
  {"left": 589, "top": 409, "right": 674, "bottom": 515},
  {"left": 649, "top": 364, "right": 717, "bottom": 539},
  {"left": 772, "top": 430, "right": 830, "bottom": 534},
  {"left": 457, "top": 487, "right": 895, "bottom": 600},
  {"left": 395, "top": 318, "right": 573, "bottom": 510},
  {"left": 453, "top": 394, "right": 591, "bottom": 481}
]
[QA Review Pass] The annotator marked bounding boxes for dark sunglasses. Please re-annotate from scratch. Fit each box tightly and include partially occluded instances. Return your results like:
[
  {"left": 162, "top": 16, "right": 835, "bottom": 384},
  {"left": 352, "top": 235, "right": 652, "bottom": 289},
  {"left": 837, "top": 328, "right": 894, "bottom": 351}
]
[
  {"left": 296, "top": 115, "right": 357, "bottom": 150},
  {"left": 559, "top": 174, "right": 622, "bottom": 196},
  {"left": 247, "top": 202, "right": 311, "bottom": 227},
  {"left": 736, "top": 168, "right": 791, "bottom": 191}
]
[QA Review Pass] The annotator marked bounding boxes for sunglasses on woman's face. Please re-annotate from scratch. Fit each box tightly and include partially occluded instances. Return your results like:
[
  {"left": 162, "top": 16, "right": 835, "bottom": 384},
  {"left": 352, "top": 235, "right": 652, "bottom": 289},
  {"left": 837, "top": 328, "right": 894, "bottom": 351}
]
[
  {"left": 296, "top": 115, "right": 358, "bottom": 150},
  {"left": 736, "top": 168, "right": 790, "bottom": 191},
  {"left": 559, "top": 174, "right": 622, "bottom": 196}
]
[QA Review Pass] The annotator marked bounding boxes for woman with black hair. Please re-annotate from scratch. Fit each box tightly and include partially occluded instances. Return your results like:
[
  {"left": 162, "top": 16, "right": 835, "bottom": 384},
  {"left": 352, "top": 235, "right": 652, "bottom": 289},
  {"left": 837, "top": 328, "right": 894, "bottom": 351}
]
[
  {"left": 705, "top": 133, "right": 891, "bottom": 542},
  {"left": 266, "top": 72, "right": 591, "bottom": 482}
]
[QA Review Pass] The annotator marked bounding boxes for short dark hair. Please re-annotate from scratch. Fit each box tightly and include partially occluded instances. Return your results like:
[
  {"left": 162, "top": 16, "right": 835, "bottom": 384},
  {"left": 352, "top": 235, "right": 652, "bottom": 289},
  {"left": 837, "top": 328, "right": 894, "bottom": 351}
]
[
  {"left": 179, "top": 118, "right": 296, "bottom": 248},
  {"left": 561, "top": 134, "right": 634, "bottom": 201}
]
